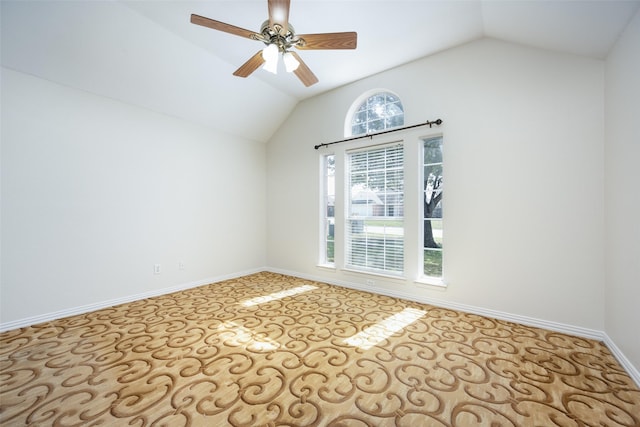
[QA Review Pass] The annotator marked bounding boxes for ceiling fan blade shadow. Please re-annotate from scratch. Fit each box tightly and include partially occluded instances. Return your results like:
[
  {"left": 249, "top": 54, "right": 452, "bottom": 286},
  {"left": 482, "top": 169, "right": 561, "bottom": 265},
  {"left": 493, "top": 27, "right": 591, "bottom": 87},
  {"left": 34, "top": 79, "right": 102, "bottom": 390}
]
[
  {"left": 233, "top": 51, "right": 266, "bottom": 77},
  {"left": 290, "top": 52, "right": 318, "bottom": 87},
  {"left": 296, "top": 32, "right": 357, "bottom": 50},
  {"left": 268, "top": 0, "right": 290, "bottom": 35},
  {"left": 191, "top": 14, "right": 257, "bottom": 40}
]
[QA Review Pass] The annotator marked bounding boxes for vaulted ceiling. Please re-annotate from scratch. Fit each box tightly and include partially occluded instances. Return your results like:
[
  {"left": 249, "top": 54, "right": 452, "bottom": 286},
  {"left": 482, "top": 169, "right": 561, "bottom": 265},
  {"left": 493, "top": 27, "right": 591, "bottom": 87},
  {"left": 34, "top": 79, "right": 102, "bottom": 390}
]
[{"left": 2, "top": 1, "right": 639, "bottom": 143}]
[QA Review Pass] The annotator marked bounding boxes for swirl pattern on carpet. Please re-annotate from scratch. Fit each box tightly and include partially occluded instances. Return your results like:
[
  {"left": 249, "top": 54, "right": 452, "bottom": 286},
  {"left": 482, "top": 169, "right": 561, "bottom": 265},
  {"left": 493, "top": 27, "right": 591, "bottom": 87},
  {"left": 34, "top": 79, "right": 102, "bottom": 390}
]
[{"left": 1, "top": 272, "right": 639, "bottom": 426}]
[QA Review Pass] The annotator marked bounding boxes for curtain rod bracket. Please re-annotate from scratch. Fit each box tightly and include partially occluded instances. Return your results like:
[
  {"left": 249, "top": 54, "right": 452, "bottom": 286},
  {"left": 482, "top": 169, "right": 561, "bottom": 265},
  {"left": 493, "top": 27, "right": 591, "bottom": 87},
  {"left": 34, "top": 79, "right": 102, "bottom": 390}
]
[{"left": 314, "top": 118, "right": 443, "bottom": 150}]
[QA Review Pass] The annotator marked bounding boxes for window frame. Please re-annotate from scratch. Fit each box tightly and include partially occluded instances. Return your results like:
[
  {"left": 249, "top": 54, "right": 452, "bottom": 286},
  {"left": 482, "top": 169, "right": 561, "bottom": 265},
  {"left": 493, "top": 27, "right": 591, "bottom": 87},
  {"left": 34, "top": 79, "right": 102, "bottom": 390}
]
[
  {"left": 319, "top": 153, "right": 336, "bottom": 267},
  {"left": 317, "top": 130, "right": 446, "bottom": 287},
  {"left": 320, "top": 90, "right": 446, "bottom": 287},
  {"left": 419, "top": 135, "right": 445, "bottom": 286},
  {"left": 344, "top": 89, "right": 404, "bottom": 137}
]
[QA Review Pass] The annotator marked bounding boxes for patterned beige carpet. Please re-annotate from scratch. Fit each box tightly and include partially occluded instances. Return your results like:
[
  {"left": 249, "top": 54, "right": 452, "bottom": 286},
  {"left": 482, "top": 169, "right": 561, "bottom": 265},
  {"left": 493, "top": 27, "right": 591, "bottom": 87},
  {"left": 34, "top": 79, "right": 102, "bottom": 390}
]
[{"left": 1, "top": 271, "right": 639, "bottom": 426}]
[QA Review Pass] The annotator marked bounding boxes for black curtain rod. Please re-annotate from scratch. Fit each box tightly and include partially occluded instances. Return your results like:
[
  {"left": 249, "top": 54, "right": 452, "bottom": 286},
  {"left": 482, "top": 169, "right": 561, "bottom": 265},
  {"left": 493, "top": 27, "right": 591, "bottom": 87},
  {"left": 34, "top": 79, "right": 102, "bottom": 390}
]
[{"left": 314, "top": 118, "right": 443, "bottom": 150}]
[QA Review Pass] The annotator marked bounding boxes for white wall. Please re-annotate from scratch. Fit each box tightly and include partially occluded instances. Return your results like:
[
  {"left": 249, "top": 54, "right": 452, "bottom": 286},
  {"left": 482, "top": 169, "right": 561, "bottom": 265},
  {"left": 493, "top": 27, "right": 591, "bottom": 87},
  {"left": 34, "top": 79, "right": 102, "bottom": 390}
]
[
  {"left": 605, "top": 10, "right": 640, "bottom": 371},
  {"left": 1, "top": 68, "right": 266, "bottom": 326},
  {"left": 267, "top": 39, "right": 605, "bottom": 330}
]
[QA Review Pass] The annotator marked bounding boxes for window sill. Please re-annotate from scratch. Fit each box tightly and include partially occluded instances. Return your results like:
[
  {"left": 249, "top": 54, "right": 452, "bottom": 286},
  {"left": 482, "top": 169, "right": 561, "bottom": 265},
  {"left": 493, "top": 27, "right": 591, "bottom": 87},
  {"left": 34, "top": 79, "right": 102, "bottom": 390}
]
[
  {"left": 316, "top": 263, "right": 337, "bottom": 271},
  {"left": 415, "top": 277, "right": 447, "bottom": 290},
  {"left": 342, "top": 267, "right": 406, "bottom": 283}
]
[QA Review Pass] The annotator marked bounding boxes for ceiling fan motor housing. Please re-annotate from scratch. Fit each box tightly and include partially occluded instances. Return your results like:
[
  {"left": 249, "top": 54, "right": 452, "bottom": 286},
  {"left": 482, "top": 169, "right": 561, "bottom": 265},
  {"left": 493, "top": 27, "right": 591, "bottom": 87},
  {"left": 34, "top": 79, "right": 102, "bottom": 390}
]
[{"left": 256, "top": 20, "right": 302, "bottom": 52}]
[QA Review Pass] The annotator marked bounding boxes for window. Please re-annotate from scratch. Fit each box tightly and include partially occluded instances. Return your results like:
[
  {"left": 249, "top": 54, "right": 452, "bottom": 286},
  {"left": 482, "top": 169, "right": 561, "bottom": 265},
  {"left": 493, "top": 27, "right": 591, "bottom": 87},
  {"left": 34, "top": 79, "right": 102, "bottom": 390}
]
[
  {"left": 350, "top": 91, "right": 404, "bottom": 136},
  {"left": 423, "top": 136, "right": 443, "bottom": 278},
  {"left": 321, "top": 154, "right": 335, "bottom": 265},
  {"left": 322, "top": 91, "right": 444, "bottom": 284},
  {"left": 346, "top": 144, "right": 404, "bottom": 275}
]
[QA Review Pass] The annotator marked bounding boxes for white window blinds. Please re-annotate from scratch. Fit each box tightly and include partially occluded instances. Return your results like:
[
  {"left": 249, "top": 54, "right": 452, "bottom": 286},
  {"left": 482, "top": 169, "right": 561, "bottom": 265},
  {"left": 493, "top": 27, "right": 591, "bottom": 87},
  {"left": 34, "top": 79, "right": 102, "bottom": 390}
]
[{"left": 346, "top": 144, "right": 404, "bottom": 275}]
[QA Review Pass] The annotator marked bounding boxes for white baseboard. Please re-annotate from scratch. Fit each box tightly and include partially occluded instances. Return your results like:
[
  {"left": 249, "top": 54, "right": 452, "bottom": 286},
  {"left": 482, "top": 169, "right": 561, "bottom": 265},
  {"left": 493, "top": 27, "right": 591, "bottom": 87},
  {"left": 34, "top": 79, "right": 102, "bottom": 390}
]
[
  {"left": 267, "top": 267, "right": 604, "bottom": 339},
  {"left": 267, "top": 267, "right": 640, "bottom": 388},
  {"left": 602, "top": 333, "right": 640, "bottom": 388},
  {"left": 0, "top": 267, "right": 265, "bottom": 333}
]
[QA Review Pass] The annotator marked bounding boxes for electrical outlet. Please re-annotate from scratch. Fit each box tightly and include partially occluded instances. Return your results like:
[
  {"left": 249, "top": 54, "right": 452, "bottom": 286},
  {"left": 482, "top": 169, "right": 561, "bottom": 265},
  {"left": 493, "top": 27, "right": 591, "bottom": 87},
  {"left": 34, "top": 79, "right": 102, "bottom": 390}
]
[
  {"left": 178, "top": 261, "right": 185, "bottom": 270},
  {"left": 154, "top": 264, "right": 161, "bottom": 274},
  {"left": 366, "top": 279, "right": 375, "bottom": 286}
]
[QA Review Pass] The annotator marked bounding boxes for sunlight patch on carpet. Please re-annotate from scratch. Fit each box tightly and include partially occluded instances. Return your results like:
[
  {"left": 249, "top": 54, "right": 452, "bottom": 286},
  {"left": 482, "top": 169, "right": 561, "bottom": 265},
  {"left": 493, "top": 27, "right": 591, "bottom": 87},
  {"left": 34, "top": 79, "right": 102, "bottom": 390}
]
[
  {"left": 240, "top": 284, "right": 318, "bottom": 307},
  {"left": 344, "top": 307, "right": 426, "bottom": 350},
  {"left": 217, "top": 321, "right": 280, "bottom": 351}
]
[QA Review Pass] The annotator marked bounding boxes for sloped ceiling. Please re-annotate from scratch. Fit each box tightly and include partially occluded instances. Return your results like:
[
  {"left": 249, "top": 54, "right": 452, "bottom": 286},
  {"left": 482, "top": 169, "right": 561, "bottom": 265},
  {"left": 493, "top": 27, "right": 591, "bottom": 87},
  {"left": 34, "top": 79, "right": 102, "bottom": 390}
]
[{"left": 2, "top": 1, "right": 639, "bottom": 143}]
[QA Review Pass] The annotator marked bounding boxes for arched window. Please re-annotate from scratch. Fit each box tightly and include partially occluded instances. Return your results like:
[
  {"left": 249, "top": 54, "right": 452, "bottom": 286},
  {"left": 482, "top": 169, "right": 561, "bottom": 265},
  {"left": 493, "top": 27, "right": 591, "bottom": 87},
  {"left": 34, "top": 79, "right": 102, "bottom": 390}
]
[{"left": 347, "top": 91, "right": 404, "bottom": 137}]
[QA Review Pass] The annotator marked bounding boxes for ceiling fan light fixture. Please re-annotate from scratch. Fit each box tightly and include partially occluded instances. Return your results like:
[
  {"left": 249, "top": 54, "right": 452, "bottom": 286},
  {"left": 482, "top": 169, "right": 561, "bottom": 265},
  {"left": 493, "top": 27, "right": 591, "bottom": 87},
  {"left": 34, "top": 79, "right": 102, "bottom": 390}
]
[
  {"left": 262, "top": 43, "right": 279, "bottom": 74},
  {"left": 283, "top": 51, "right": 300, "bottom": 72},
  {"left": 263, "top": 59, "right": 278, "bottom": 74},
  {"left": 262, "top": 43, "right": 279, "bottom": 62}
]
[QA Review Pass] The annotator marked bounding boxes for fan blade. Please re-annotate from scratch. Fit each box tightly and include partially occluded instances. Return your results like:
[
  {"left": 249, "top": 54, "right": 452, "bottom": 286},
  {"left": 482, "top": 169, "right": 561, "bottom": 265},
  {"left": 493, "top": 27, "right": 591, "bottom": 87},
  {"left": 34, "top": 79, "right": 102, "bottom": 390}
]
[
  {"left": 296, "top": 32, "right": 357, "bottom": 50},
  {"left": 190, "top": 14, "right": 257, "bottom": 40},
  {"left": 290, "top": 52, "right": 318, "bottom": 87},
  {"left": 268, "top": 0, "right": 290, "bottom": 35},
  {"left": 233, "top": 51, "right": 266, "bottom": 78}
]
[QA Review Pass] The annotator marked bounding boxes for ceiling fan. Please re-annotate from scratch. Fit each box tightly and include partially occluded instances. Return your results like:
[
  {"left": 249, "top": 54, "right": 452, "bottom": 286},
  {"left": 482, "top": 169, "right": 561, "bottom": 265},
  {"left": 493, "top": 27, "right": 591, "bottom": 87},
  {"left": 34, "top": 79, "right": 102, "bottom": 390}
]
[{"left": 190, "top": 0, "right": 357, "bottom": 87}]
